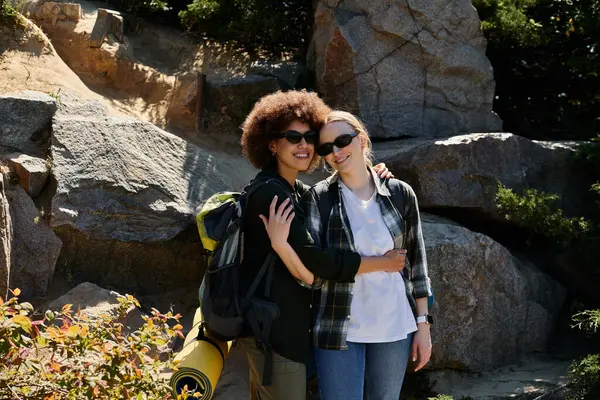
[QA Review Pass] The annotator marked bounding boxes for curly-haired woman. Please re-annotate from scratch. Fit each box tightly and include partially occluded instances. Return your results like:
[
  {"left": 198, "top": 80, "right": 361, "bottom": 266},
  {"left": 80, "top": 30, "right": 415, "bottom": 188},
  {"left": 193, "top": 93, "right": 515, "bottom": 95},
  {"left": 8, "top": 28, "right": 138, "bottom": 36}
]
[{"left": 237, "top": 90, "right": 406, "bottom": 400}]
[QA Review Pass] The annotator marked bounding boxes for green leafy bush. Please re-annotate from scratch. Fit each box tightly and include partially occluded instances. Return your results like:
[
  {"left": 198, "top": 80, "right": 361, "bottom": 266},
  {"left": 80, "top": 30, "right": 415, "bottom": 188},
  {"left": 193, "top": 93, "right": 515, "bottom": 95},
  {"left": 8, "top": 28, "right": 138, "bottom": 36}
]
[
  {"left": 568, "top": 310, "right": 600, "bottom": 399},
  {"left": 0, "top": 0, "right": 17, "bottom": 27},
  {"left": 108, "top": 0, "right": 170, "bottom": 17},
  {"left": 0, "top": 288, "right": 184, "bottom": 399},
  {"left": 473, "top": 0, "right": 541, "bottom": 43},
  {"left": 573, "top": 309, "right": 600, "bottom": 334},
  {"left": 495, "top": 182, "right": 590, "bottom": 247},
  {"left": 577, "top": 136, "right": 600, "bottom": 177},
  {"left": 568, "top": 355, "right": 600, "bottom": 400},
  {"left": 178, "top": 0, "right": 310, "bottom": 54},
  {"left": 473, "top": 0, "right": 600, "bottom": 141}
]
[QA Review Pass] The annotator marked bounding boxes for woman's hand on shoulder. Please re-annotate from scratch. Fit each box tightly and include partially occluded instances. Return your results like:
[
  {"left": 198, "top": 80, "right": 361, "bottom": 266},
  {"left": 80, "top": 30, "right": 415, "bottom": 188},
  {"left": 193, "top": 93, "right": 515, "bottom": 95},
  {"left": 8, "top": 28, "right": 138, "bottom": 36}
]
[
  {"left": 259, "top": 195, "right": 295, "bottom": 251},
  {"left": 373, "top": 162, "right": 394, "bottom": 179}
]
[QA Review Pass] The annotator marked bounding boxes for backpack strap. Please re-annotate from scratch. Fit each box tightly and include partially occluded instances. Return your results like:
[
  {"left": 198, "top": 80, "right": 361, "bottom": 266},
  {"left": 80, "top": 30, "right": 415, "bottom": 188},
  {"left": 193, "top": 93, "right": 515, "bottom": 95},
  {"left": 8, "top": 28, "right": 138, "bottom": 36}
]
[
  {"left": 240, "top": 252, "right": 276, "bottom": 313},
  {"left": 238, "top": 177, "right": 293, "bottom": 386}
]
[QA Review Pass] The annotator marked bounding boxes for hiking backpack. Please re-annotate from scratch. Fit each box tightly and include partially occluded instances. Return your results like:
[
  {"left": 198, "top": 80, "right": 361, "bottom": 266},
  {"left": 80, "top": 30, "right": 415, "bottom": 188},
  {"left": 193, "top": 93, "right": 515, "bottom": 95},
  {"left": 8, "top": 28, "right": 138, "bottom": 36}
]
[
  {"left": 195, "top": 178, "right": 288, "bottom": 343},
  {"left": 312, "top": 178, "right": 435, "bottom": 309}
]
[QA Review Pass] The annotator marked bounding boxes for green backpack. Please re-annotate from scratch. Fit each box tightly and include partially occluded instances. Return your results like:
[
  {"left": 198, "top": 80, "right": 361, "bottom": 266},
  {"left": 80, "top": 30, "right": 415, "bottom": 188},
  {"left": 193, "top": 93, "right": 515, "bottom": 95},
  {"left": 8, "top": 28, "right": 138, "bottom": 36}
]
[{"left": 195, "top": 177, "right": 288, "bottom": 385}]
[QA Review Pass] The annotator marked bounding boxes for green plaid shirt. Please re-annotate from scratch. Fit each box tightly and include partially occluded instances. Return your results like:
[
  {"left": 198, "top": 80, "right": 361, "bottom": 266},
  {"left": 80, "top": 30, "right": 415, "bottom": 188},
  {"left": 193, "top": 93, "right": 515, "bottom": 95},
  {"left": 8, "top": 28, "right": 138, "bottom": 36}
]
[{"left": 304, "top": 168, "right": 431, "bottom": 350}]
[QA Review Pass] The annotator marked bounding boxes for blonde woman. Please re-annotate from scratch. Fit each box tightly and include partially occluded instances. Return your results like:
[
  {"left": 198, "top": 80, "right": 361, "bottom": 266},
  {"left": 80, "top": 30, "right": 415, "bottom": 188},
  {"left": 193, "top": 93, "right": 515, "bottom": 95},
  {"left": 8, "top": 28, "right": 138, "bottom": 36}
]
[{"left": 262, "top": 111, "right": 433, "bottom": 399}]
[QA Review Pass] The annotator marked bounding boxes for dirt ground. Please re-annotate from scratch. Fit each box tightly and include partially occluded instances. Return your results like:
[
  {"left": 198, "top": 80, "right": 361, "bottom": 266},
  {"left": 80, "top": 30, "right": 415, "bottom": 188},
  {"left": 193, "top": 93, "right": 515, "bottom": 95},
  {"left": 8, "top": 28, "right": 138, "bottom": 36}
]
[{"left": 0, "top": 17, "right": 107, "bottom": 102}]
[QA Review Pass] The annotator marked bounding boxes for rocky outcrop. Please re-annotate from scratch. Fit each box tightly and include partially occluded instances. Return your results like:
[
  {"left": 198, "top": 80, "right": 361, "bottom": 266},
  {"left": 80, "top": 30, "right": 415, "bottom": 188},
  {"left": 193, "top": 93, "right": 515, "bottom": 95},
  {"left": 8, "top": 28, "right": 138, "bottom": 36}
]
[
  {"left": 25, "top": 2, "right": 82, "bottom": 26},
  {"left": 0, "top": 91, "right": 57, "bottom": 157},
  {"left": 181, "top": 74, "right": 281, "bottom": 122},
  {"left": 7, "top": 185, "right": 62, "bottom": 299},
  {"left": 50, "top": 97, "right": 258, "bottom": 293},
  {"left": 0, "top": 174, "right": 12, "bottom": 300},
  {"left": 45, "top": 282, "right": 143, "bottom": 329},
  {"left": 249, "top": 61, "right": 308, "bottom": 90},
  {"left": 429, "top": 354, "right": 569, "bottom": 399},
  {"left": 310, "top": 0, "right": 501, "bottom": 138},
  {"left": 374, "top": 133, "right": 583, "bottom": 217},
  {"left": 423, "top": 214, "right": 566, "bottom": 371},
  {"left": 90, "top": 9, "right": 124, "bottom": 48},
  {"left": 4, "top": 153, "right": 50, "bottom": 197}
]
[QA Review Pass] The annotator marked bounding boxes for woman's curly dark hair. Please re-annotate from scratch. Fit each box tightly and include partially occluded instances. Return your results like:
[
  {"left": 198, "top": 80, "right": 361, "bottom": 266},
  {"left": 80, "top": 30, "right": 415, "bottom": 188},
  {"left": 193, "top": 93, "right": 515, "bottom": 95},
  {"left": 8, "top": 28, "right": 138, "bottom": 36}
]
[{"left": 241, "top": 90, "right": 332, "bottom": 170}]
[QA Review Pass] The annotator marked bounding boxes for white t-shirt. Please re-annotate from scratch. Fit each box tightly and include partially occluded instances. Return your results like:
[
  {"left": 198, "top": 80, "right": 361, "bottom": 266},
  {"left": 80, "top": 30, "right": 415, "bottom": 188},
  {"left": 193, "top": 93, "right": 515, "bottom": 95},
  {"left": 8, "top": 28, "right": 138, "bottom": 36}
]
[{"left": 340, "top": 181, "right": 417, "bottom": 343}]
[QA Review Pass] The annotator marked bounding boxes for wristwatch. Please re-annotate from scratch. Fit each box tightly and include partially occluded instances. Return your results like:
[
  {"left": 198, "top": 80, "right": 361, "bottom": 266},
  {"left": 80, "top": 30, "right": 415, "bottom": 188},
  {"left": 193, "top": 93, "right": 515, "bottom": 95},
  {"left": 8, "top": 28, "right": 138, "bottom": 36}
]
[{"left": 416, "top": 314, "right": 433, "bottom": 325}]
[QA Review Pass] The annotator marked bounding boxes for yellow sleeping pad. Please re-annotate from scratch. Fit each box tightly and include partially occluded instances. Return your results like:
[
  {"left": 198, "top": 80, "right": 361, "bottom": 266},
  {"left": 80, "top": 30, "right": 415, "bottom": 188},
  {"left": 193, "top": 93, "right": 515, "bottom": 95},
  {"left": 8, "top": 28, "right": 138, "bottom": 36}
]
[{"left": 170, "top": 308, "right": 233, "bottom": 399}]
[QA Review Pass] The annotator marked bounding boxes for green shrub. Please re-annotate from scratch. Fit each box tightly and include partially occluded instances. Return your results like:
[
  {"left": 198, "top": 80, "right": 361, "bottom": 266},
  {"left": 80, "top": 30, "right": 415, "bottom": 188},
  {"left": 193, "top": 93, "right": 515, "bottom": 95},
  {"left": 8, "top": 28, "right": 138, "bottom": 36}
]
[
  {"left": 0, "top": 288, "right": 184, "bottom": 399},
  {"left": 428, "top": 396, "right": 454, "bottom": 400},
  {"left": 473, "top": 0, "right": 600, "bottom": 141},
  {"left": 0, "top": 0, "right": 17, "bottom": 27},
  {"left": 592, "top": 183, "right": 600, "bottom": 203},
  {"left": 568, "top": 310, "right": 600, "bottom": 399},
  {"left": 178, "top": 0, "right": 310, "bottom": 54},
  {"left": 472, "top": 0, "right": 541, "bottom": 44},
  {"left": 108, "top": 0, "right": 170, "bottom": 17},
  {"left": 568, "top": 355, "right": 600, "bottom": 400},
  {"left": 577, "top": 136, "right": 600, "bottom": 177},
  {"left": 573, "top": 309, "right": 600, "bottom": 334},
  {"left": 495, "top": 182, "right": 590, "bottom": 247}
]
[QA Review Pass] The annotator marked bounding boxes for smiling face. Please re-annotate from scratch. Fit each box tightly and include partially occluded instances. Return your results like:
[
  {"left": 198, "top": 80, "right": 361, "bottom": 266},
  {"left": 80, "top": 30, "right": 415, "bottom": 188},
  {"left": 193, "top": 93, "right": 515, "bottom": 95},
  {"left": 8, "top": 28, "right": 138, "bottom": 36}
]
[
  {"left": 269, "top": 120, "right": 315, "bottom": 174},
  {"left": 319, "top": 121, "right": 365, "bottom": 174}
]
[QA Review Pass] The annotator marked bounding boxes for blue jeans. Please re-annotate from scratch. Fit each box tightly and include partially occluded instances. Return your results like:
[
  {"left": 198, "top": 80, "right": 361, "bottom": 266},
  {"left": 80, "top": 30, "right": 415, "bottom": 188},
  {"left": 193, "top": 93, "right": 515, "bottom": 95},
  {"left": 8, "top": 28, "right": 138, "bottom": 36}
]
[{"left": 314, "top": 334, "right": 414, "bottom": 400}]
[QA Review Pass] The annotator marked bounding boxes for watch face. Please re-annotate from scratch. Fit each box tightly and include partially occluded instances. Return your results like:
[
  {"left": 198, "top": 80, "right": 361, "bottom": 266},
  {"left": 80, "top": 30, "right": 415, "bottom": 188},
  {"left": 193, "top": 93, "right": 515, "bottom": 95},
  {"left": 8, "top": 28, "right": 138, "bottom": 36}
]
[{"left": 426, "top": 315, "right": 434, "bottom": 325}]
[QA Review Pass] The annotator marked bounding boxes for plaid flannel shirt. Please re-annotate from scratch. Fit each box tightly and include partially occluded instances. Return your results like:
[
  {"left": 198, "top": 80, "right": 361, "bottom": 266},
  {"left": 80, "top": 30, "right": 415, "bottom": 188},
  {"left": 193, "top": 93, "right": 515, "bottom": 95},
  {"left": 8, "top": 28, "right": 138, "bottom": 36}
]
[{"left": 304, "top": 168, "right": 432, "bottom": 350}]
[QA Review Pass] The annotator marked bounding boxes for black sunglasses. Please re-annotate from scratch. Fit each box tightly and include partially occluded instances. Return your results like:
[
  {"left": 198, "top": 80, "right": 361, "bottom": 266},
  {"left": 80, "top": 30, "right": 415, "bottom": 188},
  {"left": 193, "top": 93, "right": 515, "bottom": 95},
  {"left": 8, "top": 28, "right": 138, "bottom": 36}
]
[
  {"left": 316, "top": 132, "right": 358, "bottom": 156},
  {"left": 275, "top": 130, "right": 318, "bottom": 145}
]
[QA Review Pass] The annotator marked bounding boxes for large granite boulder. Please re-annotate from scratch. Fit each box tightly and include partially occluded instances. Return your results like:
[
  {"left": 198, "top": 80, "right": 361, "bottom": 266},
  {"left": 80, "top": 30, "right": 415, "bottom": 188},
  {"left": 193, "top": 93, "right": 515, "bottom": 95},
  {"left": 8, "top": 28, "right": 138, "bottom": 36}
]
[
  {"left": 423, "top": 214, "right": 566, "bottom": 371},
  {"left": 0, "top": 91, "right": 57, "bottom": 157},
  {"left": 309, "top": 0, "right": 501, "bottom": 138},
  {"left": 7, "top": 185, "right": 62, "bottom": 299},
  {"left": 374, "top": 133, "right": 583, "bottom": 218},
  {"left": 50, "top": 97, "right": 258, "bottom": 294}
]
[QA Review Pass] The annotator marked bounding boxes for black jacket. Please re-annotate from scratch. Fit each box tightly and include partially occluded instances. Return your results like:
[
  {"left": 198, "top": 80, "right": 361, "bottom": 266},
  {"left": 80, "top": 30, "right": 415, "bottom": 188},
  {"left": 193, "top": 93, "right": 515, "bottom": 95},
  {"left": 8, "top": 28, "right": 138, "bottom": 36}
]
[{"left": 239, "top": 168, "right": 361, "bottom": 363}]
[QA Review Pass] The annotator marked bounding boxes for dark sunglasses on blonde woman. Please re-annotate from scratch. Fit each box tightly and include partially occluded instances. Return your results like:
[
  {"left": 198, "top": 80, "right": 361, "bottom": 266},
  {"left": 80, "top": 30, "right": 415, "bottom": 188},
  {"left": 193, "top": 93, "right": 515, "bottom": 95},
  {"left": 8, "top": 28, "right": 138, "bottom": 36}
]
[
  {"left": 275, "top": 130, "right": 318, "bottom": 145},
  {"left": 316, "top": 132, "right": 358, "bottom": 157}
]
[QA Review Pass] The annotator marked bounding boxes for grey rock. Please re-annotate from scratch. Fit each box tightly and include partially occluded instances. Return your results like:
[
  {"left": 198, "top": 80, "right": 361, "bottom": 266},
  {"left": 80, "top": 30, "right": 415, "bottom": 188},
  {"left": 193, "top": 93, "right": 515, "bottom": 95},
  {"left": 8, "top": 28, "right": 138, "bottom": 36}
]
[
  {"left": 50, "top": 105, "right": 257, "bottom": 293},
  {"left": 209, "top": 75, "right": 280, "bottom": 120},
  {"left": 7, "top": 185, "right": 62, "bottom": 299},
  {"left": 309, "top": 0, "right": 502, "bottom": 138},
  {"left": 27, "top": 2, "right": 82, "bottom": 24},
  {"left": 374, "top": 133, "right": 584, "bottom": 217},
  {"left": 45, "top": 282, "right": 143, "bottom": 330},
  {"left": 184, "top": 74, "right": 280, "bottom": 121},
  {"left": 0, "top": 175, "right": 12, "bottom": 301},
  {"left": 423, "top": 213, "right": 566, "bottom": 371},
  {"left": 55, "top": 91, "right": 110, "bottom": 119},
  {"left": 51, "top": 115, "right": 256, "bottom": 242},
  {"left": 249, "top": 61, "right": 308, "bottom": 89},
  {"left": 0, "top": 91, "right": 57, "bottom": 157},
  {"left": 4, "top": 153, "right": 50, "bottom": 197},
  {"left": 90, "top": 9, "right": 124, "bottom": 48},
  {"left": 428, "top": 354, "right": 569, "bottom": 399}
]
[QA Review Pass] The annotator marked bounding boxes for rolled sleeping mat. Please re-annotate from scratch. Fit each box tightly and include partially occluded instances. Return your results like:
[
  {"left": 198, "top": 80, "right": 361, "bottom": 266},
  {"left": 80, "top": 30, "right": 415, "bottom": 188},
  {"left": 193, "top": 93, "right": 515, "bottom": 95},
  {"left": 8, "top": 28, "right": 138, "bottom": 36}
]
[{"left": 170, "top": 308, "right": 232, "bottom": 399}]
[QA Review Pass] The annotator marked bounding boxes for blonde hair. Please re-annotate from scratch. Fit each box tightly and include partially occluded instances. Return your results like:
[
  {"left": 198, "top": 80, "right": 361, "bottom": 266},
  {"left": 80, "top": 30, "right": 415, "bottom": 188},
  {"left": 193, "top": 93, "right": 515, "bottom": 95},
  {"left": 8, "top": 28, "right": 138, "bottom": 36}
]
[{"left": 323, "top": 111, "right": 373, "bottom": 167}]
